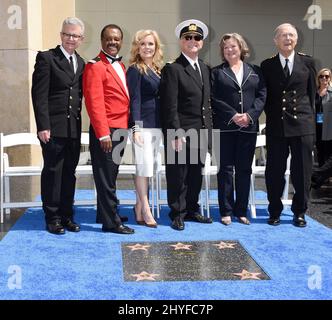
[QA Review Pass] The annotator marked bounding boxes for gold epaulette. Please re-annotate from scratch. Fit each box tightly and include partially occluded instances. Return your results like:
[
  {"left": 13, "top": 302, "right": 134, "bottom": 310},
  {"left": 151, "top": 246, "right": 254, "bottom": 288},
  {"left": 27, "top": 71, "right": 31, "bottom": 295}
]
[
  {"left": 297, "top": 52, "right": 311, "bottom": 57},
  {"left": 88, "top": 56, "right": 101, "bottom": 64}
]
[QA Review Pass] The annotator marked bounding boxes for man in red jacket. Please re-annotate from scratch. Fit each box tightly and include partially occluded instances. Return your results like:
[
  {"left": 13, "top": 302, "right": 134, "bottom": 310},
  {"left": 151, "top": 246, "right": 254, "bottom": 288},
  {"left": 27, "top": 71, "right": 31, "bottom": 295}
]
[{"left": 83, "top": 24, "right": 134, "bottom": 234}]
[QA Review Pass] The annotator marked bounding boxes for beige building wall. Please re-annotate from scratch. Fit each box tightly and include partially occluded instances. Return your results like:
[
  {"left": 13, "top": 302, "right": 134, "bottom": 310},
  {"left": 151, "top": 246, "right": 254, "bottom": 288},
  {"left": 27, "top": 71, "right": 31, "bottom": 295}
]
[
  {"left": 0, "top": 0, "right": 74, "bottom": 202},
  {"left": 75, "top": 0, "right": 332, "bottom": 130}
]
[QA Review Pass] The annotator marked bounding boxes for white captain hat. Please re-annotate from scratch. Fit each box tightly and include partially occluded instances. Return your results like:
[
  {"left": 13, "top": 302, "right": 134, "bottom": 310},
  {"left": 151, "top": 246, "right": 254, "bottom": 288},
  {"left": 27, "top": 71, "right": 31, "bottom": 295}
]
[{"left": 175, "top": 19, "right": 209, "bottom": 39}]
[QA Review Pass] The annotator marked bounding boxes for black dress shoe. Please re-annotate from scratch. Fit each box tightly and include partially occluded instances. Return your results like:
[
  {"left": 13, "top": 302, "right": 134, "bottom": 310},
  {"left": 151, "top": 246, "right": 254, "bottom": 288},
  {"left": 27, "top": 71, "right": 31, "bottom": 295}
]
[
  {"left": 171, "top": 216, "right": 185, "bottom": 231},
  {"left": 185, "top": 212, "right": 213, "bottom": 223},
  {"left": 46, "top": 222, "right": 65, "bottom": 235},
  {"left": 267, "top": 217, "right": 280, "bottom": 226},
  {"left": 102, "top": 224, "right": 135, "bottom": 234},
  {"left": 62, "top": 220, "right": 80, "bottom": 232},
  {"left": 293, "top": 216, "right": 307, "bottom": 228}
]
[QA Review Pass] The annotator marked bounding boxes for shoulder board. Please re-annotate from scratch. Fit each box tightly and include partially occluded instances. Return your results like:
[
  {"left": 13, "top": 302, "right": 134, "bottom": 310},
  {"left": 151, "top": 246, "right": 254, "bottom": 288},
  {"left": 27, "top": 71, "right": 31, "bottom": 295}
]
[
  {"left": 166, "top": 60, "right": 175, "bottom": 64},
  {"left": 269, "top": 53, "right": 278, "bottom": 59},
  {"left": 88, "top": 56, "right": 101, "bottom": 64},
  {"left": 297, "top": 52, "right": 311, "bottom": 57}
]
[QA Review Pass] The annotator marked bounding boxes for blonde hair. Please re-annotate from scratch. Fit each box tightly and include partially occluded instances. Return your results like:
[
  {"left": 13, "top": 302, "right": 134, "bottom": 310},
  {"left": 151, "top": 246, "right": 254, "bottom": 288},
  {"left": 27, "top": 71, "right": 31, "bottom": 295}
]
[
  {"left": 129, "top": 29, "right": 164, "bottom": 75},
  {"left": 219, "top": 33, "right": 250, "bottom": 61},
  {"left": 316, "top": 68, "right": 332, "bottom": 88}
]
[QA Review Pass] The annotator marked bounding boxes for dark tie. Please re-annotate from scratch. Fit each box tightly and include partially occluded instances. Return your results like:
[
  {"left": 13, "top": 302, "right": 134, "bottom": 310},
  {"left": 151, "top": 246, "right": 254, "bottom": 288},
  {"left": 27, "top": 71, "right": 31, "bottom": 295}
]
[
  {"left": 194, "top": 62, "right": 202, "bottom": 82},
  {"left": 69, "top": 56, "right": 75, "bottom": 74},
  {"left": 110, "top": 56, "right": 122, "bottom": 64},
  {"left": 284, "top": 58, "right": 290, "bottom": 79},
  {"left": 104, "top": 52, "right": 122, "bottom": 64}
]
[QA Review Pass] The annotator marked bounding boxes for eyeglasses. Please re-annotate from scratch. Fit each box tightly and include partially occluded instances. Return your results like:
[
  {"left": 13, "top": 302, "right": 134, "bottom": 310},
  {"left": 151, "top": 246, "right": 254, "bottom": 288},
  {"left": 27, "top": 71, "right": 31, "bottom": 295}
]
[
  {"left": 319, "top": 75, "right": 330, "bottom": 80},
  {"left": 183, "top": 35, "right": 203, "bottom": 41},
  {"left": 61, "top": 32, "right": 82, "bottom": 40}
]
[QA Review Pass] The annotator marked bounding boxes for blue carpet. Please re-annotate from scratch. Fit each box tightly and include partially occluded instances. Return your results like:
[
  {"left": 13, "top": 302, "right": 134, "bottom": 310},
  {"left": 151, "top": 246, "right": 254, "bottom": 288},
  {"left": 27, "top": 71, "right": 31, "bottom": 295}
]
[{"left": 0, "top": 190, "right": 331, "bottom": 300}]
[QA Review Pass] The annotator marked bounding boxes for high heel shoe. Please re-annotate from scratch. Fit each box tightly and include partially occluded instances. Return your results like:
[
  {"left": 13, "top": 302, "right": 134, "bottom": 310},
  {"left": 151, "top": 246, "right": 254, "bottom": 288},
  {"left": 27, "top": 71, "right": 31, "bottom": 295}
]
[
  {"left": 142, "top": 210, "right": 157, "bottom": 228},
  {"left": 133, "top": 207, "right": 144, "bottom": 225},
  {"left": 144, "top": 221, "right": 157, "bottom": 228},
  {"left": 237, "top": 216, "right": 250, "bottom": 225}
]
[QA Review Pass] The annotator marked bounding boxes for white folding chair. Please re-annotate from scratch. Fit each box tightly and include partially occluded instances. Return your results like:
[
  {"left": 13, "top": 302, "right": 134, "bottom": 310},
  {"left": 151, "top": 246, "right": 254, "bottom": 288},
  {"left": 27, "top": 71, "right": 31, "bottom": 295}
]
[{"left": 0, "top": 132, "right": 42, "bottom": 223}]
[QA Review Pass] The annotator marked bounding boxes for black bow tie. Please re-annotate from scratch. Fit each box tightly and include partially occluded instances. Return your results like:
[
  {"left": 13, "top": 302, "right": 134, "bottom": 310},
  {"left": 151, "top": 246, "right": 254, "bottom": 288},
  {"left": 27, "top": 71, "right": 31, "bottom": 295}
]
[{"left": 104, "top": 52, "right": 122, "bottom": 63}]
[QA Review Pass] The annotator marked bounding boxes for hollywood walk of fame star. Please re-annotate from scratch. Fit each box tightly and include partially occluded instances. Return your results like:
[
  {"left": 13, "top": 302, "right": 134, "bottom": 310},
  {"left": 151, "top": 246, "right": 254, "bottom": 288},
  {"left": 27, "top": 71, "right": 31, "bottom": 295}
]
[
  {"left": 131, "top": 271, "right": 160, "bottom": 281},
  {"left": 212, "top": 241, "right": 237, "bottom": 249},
  {"left": 170, "top": 242, "right": 193, "bottom": 250},
  {"left": 233, "top": 269, "right": 262, "bottom": 280},
  {"left": 126, "top": 243, "right": 151, "bottom": 252}
]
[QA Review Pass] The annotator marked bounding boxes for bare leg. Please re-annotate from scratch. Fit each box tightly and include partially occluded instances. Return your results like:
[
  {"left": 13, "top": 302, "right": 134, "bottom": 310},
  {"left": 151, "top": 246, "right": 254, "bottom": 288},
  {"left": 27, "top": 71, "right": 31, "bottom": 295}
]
[{"left": 135, "top": 176, "right": 156, "bottom": 225}]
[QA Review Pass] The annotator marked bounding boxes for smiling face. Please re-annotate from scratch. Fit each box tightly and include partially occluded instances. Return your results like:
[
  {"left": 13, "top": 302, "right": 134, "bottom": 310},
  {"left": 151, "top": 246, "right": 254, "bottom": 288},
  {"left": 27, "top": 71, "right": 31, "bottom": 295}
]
[
  {"left": 274, "top": 24, "right": 298, "bottom": 57},
  {"left": 222, "top": 38, "right": 241, "bottom": 64},
  {"left": 179, "top": 32, "right": 203, "bottom": 60},
  {"left": 138, "top": 34, "right": 156, "bottom": 64},
  {"left": 101, "top": 27, "right": 123, "bottom": 57},
  {"left": 60, "top": 23, "right": 84, "bottom": 55}
]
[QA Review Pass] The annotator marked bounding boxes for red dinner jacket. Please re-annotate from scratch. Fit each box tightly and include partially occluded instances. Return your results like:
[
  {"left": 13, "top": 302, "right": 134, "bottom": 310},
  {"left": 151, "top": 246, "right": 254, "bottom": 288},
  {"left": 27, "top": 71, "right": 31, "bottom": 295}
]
[{"left": 83, "top": 51, "right": 130, "bottom": 138}]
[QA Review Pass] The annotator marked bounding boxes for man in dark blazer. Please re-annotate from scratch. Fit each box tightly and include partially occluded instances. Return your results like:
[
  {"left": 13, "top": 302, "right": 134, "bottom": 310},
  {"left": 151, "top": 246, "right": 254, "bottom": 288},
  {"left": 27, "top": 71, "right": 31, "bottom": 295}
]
[
  {"left": 261, "top": 23, "right": 316, "bottom": 227},
  {"left": 31, "top": 17, "right": 85, "bottom": 234},
  {"left": 160, "top": 19, "right": 213, "bottom": 231}
]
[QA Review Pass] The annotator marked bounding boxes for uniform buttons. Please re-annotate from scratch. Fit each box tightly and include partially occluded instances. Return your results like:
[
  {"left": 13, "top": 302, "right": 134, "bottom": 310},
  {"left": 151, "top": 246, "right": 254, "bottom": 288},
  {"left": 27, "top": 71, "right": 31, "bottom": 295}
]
[
  {"left": 77, "top": 117, "right": 80, "bottom": 120},
  {"left": 78, "top": 108, "right": 80, "bottom": 111},
  {"left": 293, "top": 99, "right": 296, "bottom": 103},
  {"left": 239, "top": 102, "right": 242, "bottom": 105},
  {"left": 283, "top": 91, "right": 286, "bottom": 94},
  {"left": 238, "top": 90, "right": 241, "bottom": 94},
  {"left": 67, "top": 115, "right": 70, "bottom": 118},
  {"left": 69, "top": 106, "right": 72, "bottom": 109},
  {"left": 208, "top": 98, "right": 211, "bottom": 102},
  {"left": 293, "top": 90, "right": 296, "bottom": 94},
  {"left": 293, "top": 107, "right": 297, "bottom": 111},
  {"left": 70, "top": 96, "right": 73, "bottom": 100},
  {"left": 282, "top": 107, "right": 286, "bottom": 111},
  {"left": 281, "top": 116, "right": 284, "bottom": 120},
  {"left": 70, "top": 87, "right": 73, "bottom": 90},
  {"left": 282, "top": 99, "right": 286, "bottom": 102},
  {"left": 294, "top": 115, "right": 297, "bottom": 119},
  {"left": 203, "top": 115, "right": 206, "bottom": 119},
  {"left": 202, "top": 107, "right": 205, "bottom": 111},
  {"left": 202, "top": 125, "right": 205, "bottom": 129}
]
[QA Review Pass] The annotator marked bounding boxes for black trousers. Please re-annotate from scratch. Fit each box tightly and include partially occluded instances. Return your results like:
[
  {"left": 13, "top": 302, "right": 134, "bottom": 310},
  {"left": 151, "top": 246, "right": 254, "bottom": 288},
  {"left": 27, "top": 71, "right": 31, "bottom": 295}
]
[
  {"left": 265, "top": 134, "right": 314, "bottom": 217},
  {"left": 315, "top": 123, "right": 332, "bottom": 167},
  {"left": 89, "top": 126, "right": 128, "bottom": 228},
  {"left": 40, "top": 136, "right": 80, "bottom": 223},
  {"left": 217, "top": 131, "right": 257, "bottom": 217},
  {"left": 164, "top": 143, "right": 205, "bottom": 218}
]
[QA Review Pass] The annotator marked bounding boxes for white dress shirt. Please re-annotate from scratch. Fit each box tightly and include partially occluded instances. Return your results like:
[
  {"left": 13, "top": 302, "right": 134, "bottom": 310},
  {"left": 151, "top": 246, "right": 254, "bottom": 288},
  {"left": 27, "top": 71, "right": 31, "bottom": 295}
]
[
  {"left": 279, "top": 51, "right": 295, "bottom": 75},
  {"left": 60, "top": 45, "right": 77, "bottom": 73}
]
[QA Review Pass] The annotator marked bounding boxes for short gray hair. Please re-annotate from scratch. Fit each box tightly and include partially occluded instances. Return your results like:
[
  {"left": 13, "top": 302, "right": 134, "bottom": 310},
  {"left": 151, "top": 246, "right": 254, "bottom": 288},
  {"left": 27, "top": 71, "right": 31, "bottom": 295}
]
[
  {"left": 274, "top": 23, "right": 297, "bottom": 39},
  {"left": 62, "top": 17, "right": 85, "bottom": 36}
]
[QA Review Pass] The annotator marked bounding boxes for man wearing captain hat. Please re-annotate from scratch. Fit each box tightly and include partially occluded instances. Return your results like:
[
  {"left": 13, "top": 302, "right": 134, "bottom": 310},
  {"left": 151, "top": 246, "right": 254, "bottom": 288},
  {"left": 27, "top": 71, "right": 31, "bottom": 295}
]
[{"left": 160, "top": 19, "right": 213, "bottom": 231}]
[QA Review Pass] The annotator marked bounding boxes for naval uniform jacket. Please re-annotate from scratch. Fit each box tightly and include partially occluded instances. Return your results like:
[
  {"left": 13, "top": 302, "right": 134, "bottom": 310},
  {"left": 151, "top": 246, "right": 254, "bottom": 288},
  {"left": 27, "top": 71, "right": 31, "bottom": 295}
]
[
  {"left": 261, "top": 52, "right": 316, "bottom": 137},
  {"left": 32, "top": 45, "right": 85, "bottom": 138},
  {"left": 160, "top": 53, "right": 212, "bottom": 138},
  {"left": 211, "top": 62, "right": 266, "bottom": 133}
]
